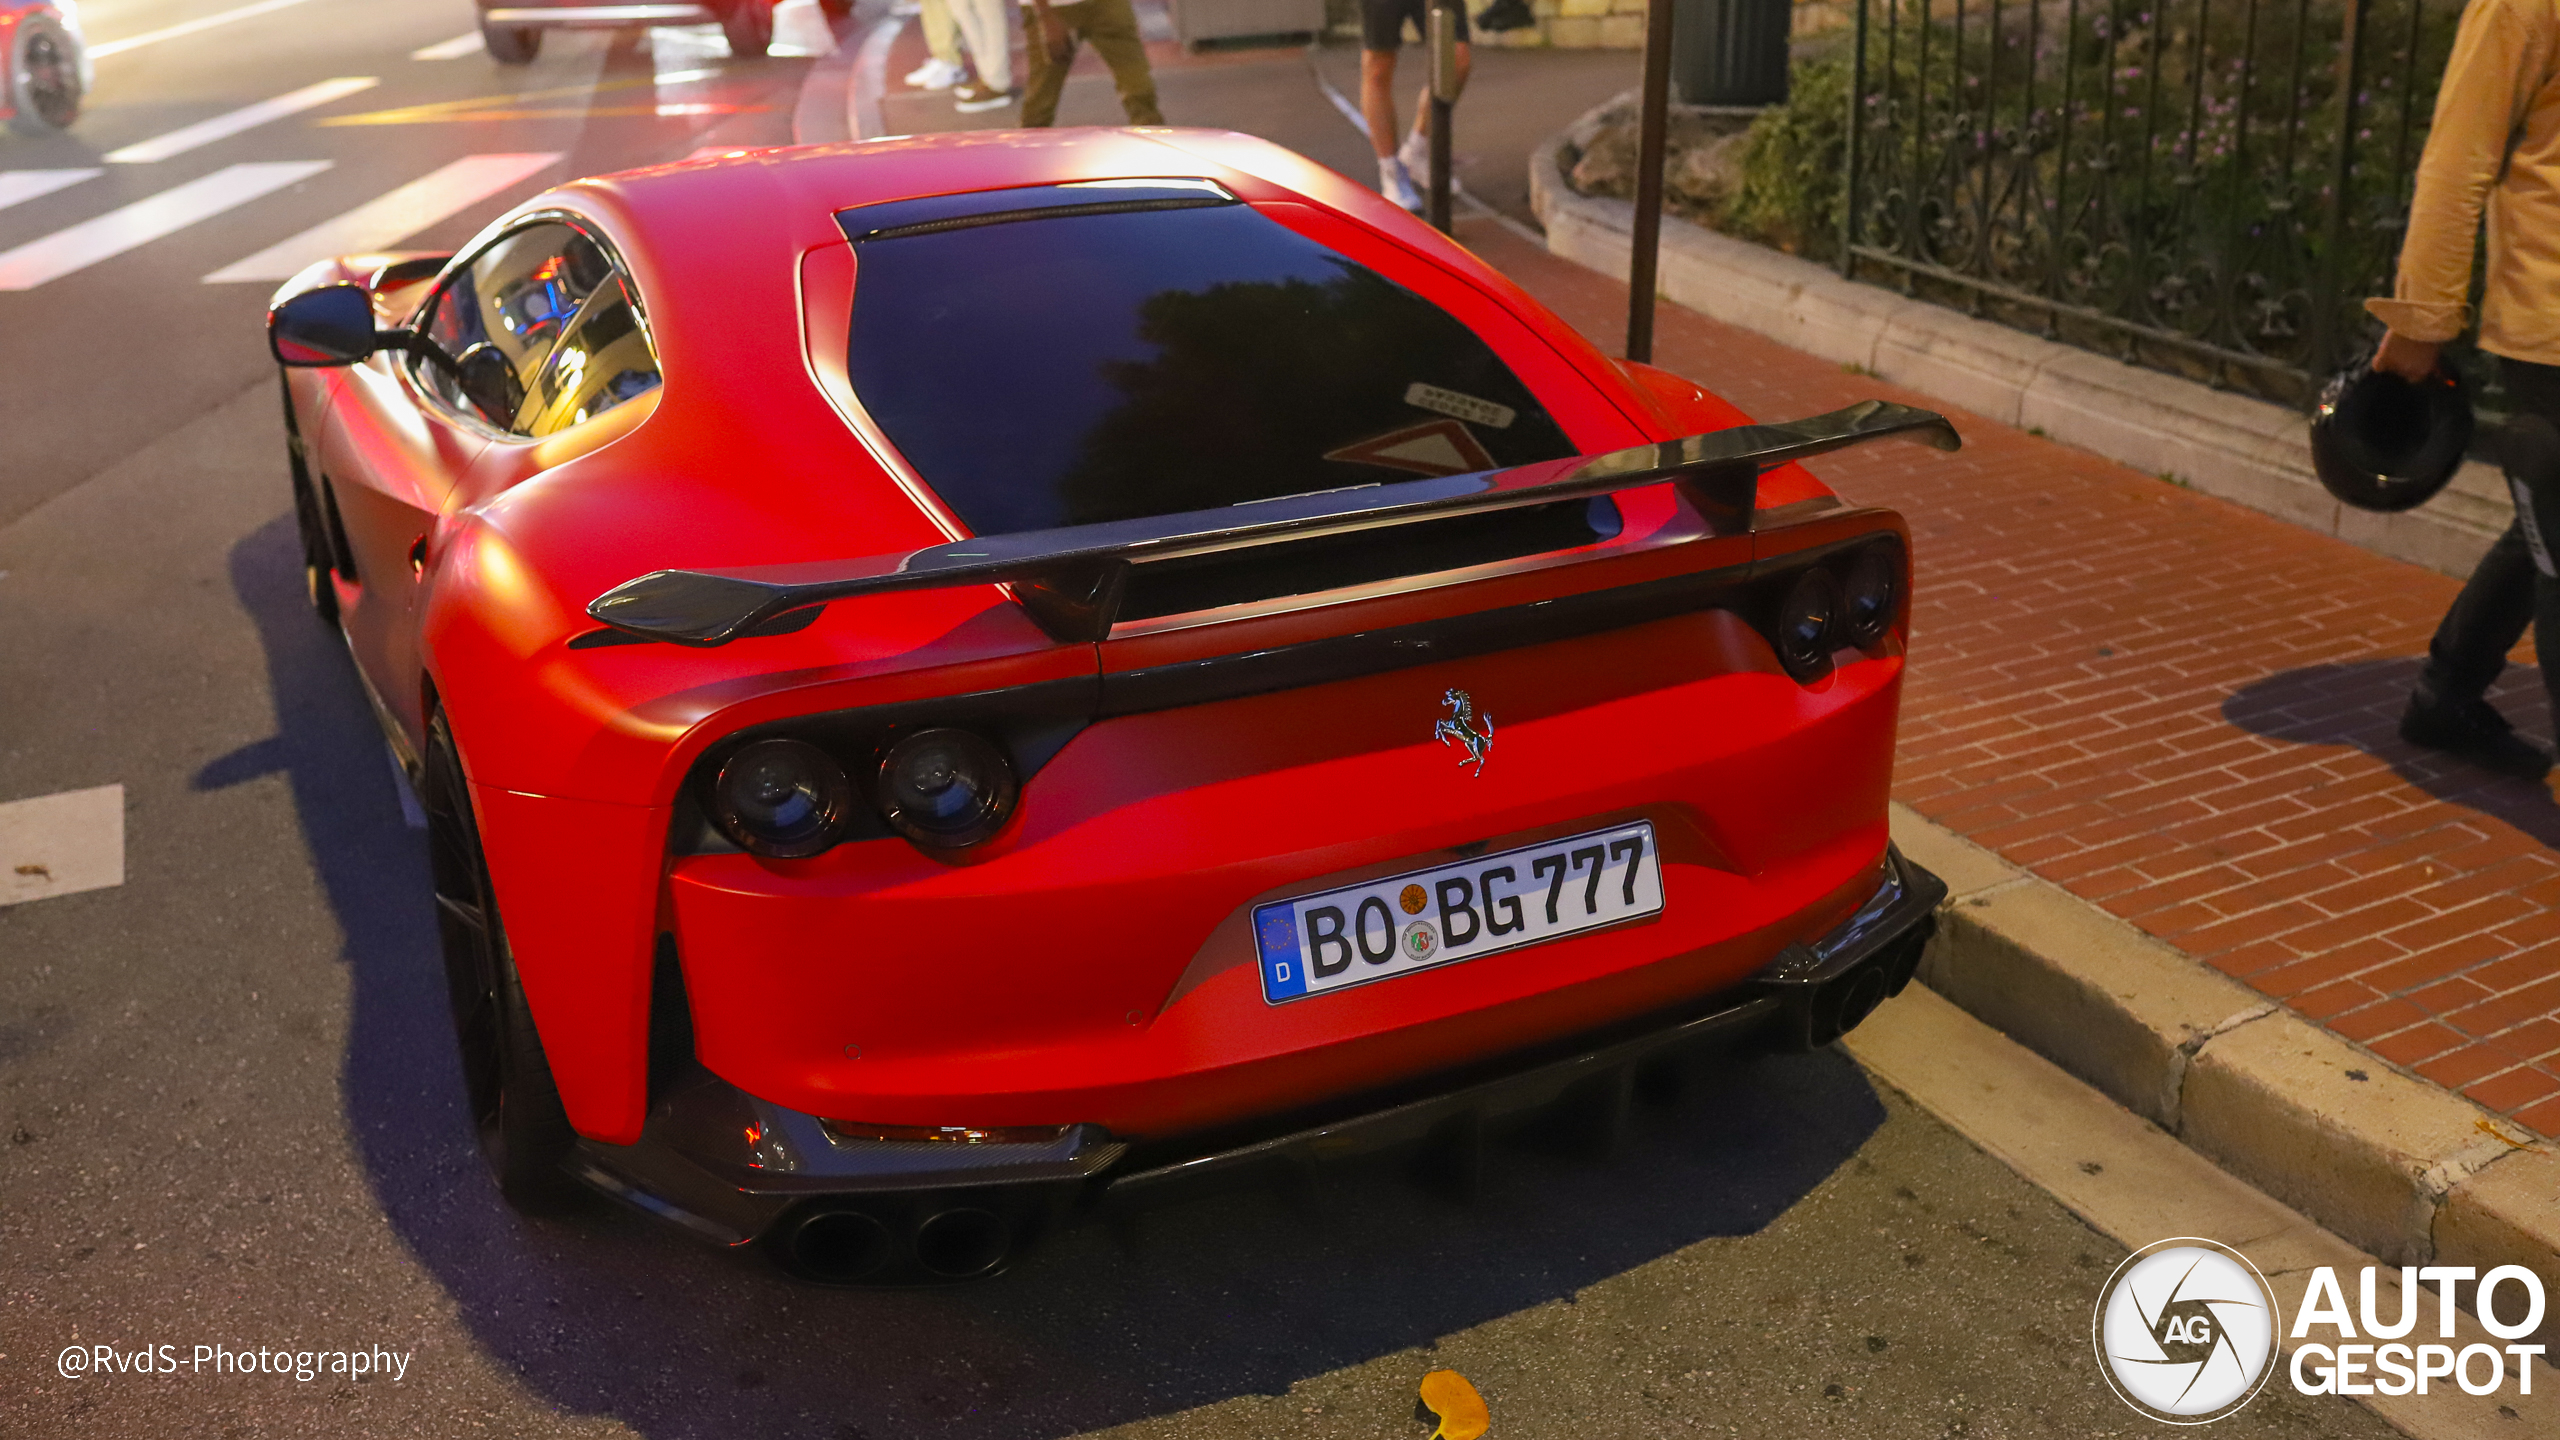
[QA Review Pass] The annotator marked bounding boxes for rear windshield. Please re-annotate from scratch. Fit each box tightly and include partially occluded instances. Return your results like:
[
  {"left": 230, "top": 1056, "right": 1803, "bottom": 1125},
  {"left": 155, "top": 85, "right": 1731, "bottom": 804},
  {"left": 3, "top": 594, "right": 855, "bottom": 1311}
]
[{"left": 843, "top": 202, "right": 1579, "bottom": 536}]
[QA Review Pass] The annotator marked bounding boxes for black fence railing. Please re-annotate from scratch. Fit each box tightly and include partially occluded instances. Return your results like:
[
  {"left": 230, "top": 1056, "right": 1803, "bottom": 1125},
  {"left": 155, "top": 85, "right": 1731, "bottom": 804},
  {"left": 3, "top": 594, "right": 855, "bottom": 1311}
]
[{"left": 1838, "top": 0, "right": 2465, "bottom": 407}]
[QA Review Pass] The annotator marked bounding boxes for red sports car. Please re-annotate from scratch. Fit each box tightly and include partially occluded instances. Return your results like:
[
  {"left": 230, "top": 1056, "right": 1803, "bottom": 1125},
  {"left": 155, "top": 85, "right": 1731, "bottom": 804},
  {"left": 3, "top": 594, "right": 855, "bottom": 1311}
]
[
  {"left": 473, "top": 0, "right": 851, "bottom": 63},
  {"left": 265, "top": 128, "right": 1957, "bottom": 1284}
]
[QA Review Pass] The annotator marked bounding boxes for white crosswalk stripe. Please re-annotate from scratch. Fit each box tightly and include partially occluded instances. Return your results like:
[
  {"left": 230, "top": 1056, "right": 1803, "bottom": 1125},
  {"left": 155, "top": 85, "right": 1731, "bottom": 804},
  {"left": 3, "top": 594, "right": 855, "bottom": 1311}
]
[
  {"left": 0, "top": 169, "right": 100, "bottom": 213},
  {"left": 86, "top": 0, "right": 326, "bottom": 60},
  {"left": 106, "top": 78, "right": 379, "bottom": 165},
  {"left": 0, "top": 163, "right": 332, "bottom": 291},
  {"left": 411, "top": 32, "right": 486, "bottom": 60},
  {"left": 205, "top": 153, "right": 564, "bottom": 284}
]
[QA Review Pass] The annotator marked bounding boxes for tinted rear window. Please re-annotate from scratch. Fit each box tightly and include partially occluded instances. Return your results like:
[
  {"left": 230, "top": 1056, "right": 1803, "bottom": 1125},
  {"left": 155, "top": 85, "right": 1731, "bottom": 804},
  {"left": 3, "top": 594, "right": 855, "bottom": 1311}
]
[{"left": 843, "top": 202, "right": 1578, "bottom": 535}]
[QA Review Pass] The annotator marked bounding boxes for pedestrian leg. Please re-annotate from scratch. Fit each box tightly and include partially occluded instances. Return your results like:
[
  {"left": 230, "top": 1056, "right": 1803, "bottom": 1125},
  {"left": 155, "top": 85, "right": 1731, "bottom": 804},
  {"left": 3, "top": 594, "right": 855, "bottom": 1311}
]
[
  {"left": 946, "top": 0, "right": 1011, "bottom": 92},
  {"left": 1017, "top": 2, "right": 1075, "bottom": 125},
  {"left": 1078, "top": 0, "right": 1163, "bottom": 124},
  {"left": 920, "top": 0, "right": 962, "bottom": 68}
]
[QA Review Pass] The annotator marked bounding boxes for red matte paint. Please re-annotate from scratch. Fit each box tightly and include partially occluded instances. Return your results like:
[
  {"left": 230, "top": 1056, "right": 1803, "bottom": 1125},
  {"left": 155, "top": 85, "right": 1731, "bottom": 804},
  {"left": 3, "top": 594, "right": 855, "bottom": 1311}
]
[{"left": 271, "top": 131, "right": 1922, "bottom": 1146}]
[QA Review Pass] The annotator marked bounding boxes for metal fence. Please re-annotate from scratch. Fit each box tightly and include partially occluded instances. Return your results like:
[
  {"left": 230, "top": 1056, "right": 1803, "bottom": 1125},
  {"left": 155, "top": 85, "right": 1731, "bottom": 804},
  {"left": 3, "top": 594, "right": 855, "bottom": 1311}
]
[{"left": 1838, "top": 0, "right": 2465, "bottom": 406}]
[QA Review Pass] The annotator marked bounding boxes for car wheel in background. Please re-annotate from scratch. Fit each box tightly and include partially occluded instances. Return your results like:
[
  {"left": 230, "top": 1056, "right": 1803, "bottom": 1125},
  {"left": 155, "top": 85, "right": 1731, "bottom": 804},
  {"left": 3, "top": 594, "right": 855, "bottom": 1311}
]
[
  {"left": 478, "top": 16, "right": 541, "bottom": 64},
  {"left": 7, "top": 12, "right": 83, "bottom": 134},
  {"left": 722, "top": 0, "right": 774, "bottom": 57},
  {"left": 423, "top": 709, "right": 583, "bottom": 1214}
]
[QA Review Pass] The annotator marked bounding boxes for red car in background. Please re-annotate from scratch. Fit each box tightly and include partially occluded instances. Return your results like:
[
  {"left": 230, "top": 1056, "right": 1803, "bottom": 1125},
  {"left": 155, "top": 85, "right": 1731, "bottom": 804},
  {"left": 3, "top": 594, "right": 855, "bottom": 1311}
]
[
  {"left": 264, "top": 128, "right": 1958, "bottom": 1284},
  {"left": 473, "top": 0, "right": 851, "bottom": 62},
  {"left": 3, "top": 2, "right": 86, "bottom": 133}
]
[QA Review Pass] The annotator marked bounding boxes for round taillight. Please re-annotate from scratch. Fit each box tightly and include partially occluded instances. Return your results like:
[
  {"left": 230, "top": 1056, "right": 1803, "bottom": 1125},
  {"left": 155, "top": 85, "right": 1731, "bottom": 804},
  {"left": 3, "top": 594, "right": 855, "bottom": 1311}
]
[
  {"left": 713, "top": 739, "right": 853, "bottom": 858},
  {"left": 1775, "top": 567, "right": 1841, "bottom": 681},
  {"left": 1841, "top": 543, "right": 1902, "bottom": 648},
  {"left": 876, "top": 729, "right": 1017, "bottom": 849}
]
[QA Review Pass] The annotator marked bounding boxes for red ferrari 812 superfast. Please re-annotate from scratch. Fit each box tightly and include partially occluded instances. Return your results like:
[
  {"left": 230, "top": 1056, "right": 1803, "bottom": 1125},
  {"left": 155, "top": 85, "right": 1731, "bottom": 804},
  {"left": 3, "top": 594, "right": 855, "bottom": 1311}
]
[{"left": 265, "top": 128, "right": 1959, "bottom": 1283}]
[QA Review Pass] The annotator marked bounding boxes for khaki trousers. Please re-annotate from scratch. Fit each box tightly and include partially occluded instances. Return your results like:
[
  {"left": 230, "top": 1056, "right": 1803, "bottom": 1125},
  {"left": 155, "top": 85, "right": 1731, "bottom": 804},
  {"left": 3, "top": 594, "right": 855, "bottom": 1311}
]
[{"left": 1019, "top": 0, "right": 1163, "bottom": 128}]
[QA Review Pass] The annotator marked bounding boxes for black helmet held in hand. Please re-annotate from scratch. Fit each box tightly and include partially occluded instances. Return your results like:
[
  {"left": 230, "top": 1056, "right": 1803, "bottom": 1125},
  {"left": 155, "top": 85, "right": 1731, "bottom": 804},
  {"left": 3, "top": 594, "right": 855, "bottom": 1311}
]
[{"left": 2309, "top": 358, "right": 2474, "bottom": 512}]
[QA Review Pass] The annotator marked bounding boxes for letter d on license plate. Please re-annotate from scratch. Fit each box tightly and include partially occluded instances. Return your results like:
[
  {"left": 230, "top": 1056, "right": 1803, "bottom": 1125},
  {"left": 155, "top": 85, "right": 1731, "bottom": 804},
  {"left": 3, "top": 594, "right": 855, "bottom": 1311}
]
[{"left": 1253, "top": 822, "right": 1662, "bottom": 1003}]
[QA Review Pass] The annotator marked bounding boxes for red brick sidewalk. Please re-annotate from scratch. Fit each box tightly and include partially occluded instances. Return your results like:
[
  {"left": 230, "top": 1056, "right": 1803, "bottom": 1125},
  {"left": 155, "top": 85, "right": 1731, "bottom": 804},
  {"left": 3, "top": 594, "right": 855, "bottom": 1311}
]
[{"left": 1457, "top": 219, "right": 2560, "bottom": 1137}]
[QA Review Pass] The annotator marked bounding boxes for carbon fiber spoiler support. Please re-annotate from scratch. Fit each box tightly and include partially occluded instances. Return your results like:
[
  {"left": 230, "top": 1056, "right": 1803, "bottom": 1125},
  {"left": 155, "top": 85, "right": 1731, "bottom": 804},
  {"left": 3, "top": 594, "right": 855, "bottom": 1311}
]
[{"left": 586, "top": 399, "right": 1960, "bottom": 646}]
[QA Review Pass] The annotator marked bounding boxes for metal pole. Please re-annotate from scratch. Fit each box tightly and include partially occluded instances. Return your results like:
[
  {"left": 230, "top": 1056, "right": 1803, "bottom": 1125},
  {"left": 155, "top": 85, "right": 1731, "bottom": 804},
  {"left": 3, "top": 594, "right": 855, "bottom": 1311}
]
[
  {"left": 2310, "top": 0, "right": 2370, "bottom": 379},
  {"left": 1428, "top": 0, "right": 1458, "bottom": 234},
  {"left": 1626, "top": 0, "right": 1675, "bottom": 362}
]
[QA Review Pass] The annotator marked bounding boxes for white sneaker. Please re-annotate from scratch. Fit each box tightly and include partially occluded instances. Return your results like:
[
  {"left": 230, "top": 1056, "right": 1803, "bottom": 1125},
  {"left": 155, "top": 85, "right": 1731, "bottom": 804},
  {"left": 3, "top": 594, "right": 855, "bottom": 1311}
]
[
  {"left": 1397, "top": 126, "right": 1431, "bottom": 180},
  {"left": 952, "top": 81, "right": 1014, "bottom": 113},
  {"left": 904, "top": 56, "right": 965, "bottom": 90},
  {"left": 1378, "top": 156, "right": 1424, "bottom": 214}
]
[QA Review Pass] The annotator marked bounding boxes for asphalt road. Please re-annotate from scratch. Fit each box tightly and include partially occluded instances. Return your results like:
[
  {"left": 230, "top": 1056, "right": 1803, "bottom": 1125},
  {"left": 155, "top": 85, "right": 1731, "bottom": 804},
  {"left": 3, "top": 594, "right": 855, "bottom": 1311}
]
[{"left": 0, "top": 4, "right": 2409, "bottom": 1437}]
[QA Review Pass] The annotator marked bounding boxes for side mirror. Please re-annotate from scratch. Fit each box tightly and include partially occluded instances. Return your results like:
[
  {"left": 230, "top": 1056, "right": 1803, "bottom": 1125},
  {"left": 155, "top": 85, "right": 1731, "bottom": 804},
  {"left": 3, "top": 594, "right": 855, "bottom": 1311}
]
[
  {"left": 268, "top": 284, "right": 389, "bottom": 367},
  {"left": 455, "top": 342, "right": 526, "bottom": 426}
]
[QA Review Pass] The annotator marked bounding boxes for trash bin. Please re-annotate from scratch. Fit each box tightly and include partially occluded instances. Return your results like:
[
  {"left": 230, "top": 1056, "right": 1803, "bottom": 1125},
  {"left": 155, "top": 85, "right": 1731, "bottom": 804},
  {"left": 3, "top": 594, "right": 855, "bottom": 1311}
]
[
  {"left": 1672, "top": 0, "right": 1790, "bottom": 107},
  {"left": 1165, "top": 0, "right": 1326, "bottom": 45}
]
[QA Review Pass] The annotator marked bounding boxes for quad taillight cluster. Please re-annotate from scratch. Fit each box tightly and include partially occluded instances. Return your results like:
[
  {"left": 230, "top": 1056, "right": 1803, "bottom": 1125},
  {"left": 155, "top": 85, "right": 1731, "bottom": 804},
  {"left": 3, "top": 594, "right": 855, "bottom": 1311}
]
[
  {"left": 1767, "top": 538, "right": 1905, "bottom": 682},
  {"left": 691, "top": 536, "right": 1904, "bottom": 860},
  {"left": 709, "top": 728, "right": 1019, "bottom": 858}
]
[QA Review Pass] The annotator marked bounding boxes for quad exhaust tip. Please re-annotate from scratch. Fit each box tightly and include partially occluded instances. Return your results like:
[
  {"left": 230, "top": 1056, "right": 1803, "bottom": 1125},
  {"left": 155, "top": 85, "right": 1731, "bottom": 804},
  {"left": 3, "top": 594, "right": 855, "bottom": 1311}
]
[{"left": 774, "top": 1201, "right": 1019, "bottom": 1284}]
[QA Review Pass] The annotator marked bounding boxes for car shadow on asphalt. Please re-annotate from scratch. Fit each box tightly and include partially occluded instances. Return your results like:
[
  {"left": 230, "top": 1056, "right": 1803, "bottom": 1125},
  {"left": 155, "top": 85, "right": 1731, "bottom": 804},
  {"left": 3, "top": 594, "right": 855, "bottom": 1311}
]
[
  {"left": 2221, "top": 657, "right": 2560, "bottom": 848},
  {"left": 216, "top": 515, "right": 1888, "bottom": 1439}
]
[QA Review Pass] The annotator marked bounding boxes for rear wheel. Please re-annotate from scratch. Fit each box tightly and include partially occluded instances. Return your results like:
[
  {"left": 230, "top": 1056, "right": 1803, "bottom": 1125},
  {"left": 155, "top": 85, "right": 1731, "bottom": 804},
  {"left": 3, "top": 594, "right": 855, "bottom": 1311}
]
[
  {"left": 478, "top": 16, "right": 541, "bottom": 64},
  {"left": 423, "top": 710, "right": 582, "bottom": 1213},
  {"left": 7, "top": 14, "right": 83, "bottom": 134},
  {"left": 721, "top": 0, "right": 774, "bottom": 57}
]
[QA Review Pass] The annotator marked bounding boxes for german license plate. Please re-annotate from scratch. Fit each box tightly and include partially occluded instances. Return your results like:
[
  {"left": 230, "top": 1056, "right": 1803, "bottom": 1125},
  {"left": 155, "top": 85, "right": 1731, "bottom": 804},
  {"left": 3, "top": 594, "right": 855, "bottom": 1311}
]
[{"left": 1253, "top": 822, "right": 1663, "bottom": 1004}]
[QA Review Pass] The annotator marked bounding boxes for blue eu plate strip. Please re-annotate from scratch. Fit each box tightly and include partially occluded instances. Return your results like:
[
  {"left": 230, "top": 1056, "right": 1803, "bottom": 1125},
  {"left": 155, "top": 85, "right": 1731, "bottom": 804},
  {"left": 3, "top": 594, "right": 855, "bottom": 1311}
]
[{"left": 1256, "top": 903, "right": 1306, "bottom": 1000}]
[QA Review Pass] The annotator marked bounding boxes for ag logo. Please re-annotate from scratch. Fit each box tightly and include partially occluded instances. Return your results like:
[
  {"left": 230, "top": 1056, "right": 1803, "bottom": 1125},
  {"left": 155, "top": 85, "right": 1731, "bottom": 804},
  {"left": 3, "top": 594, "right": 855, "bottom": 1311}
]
[{"left": 2093, "top": 1238, "right": 2281, "bottom": 1423}]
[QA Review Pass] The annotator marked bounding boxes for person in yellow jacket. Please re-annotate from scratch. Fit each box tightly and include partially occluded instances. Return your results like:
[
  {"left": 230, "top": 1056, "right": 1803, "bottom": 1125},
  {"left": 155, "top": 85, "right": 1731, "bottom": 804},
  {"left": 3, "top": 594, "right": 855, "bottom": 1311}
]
[{"left": 2374, "top": 0, "right": 2560, "bottom": 778}]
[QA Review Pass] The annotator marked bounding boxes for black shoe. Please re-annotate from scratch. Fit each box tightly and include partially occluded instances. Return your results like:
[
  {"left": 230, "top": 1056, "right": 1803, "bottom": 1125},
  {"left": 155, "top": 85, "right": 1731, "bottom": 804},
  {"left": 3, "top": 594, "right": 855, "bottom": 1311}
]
[{"left": 2400, "top": 690, "right": 2554, "bottom": 779}]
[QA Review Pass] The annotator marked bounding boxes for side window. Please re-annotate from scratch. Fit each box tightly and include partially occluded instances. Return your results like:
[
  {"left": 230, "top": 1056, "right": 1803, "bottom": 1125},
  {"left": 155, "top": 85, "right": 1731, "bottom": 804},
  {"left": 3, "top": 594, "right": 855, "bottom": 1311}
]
[
  {"left": 411, "top": 222, "right": 612, "bottom": 427},
  {"left": 520, "top": 273, "right": 662, "bottom": 437}
]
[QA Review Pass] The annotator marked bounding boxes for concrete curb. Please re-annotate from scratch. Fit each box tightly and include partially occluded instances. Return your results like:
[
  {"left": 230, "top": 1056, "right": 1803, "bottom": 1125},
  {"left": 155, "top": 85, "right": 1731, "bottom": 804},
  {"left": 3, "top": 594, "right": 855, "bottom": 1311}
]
[
  {"left": 1526, "top": 101, "right": 2514, "bottom": 580},
  {"left": 1890, "top": 803, "right": 2560, "bottom": 1346}
]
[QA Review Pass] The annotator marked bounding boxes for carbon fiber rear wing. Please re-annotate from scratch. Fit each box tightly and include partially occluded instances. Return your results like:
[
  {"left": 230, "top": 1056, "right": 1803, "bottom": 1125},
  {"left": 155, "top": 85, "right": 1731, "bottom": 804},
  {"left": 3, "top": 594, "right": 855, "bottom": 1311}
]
[{"left": 586, "top": 399, "right": 1960, "bottom": 646}]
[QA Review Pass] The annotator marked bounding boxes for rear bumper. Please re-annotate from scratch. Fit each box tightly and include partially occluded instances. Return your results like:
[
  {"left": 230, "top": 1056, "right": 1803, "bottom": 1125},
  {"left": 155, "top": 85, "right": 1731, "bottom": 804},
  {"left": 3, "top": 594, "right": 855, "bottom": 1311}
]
[{"left": 572, "top": 844, "right": 1945, "bottom": 1246}]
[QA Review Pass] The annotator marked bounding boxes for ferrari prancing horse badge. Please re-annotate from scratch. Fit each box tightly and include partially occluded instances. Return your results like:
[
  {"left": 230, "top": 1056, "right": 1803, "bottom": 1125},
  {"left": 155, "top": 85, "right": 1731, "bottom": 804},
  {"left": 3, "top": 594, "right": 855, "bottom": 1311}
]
[{"left": 1434, "top": 688, "right": 1494, "bottom": 776}]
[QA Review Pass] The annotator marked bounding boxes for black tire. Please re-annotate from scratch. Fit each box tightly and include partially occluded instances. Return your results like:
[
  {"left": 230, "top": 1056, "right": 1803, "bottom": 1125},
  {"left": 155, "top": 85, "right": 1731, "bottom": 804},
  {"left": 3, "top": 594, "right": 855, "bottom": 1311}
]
[
  {"left": 479, "top": 17, "right": 541, "bottom": 65},
  {"left": 423, "top": 710, "right": 583, "bottom": 1213},
  {"left": 279, "top": 378, "right": 339, "bottom": 626},
  {"left": 721, "top": 0, "right": 774, "bottom": 57},
  {"left": 7, "top": 14, "right": 83, "bottom": 134}
]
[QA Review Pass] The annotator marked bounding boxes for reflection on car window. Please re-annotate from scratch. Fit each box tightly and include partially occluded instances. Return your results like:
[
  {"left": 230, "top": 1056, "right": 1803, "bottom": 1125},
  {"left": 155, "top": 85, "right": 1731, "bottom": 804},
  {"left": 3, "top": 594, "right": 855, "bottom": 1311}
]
[
  {"left": 843, "top": 203, "right": 1577, "bottom": 535},
  {"left": 521, "top": 274, "right": 662, "bottom": 437},
  {"left": 414, "top": 222, "right": 612, "bottom": 426}
]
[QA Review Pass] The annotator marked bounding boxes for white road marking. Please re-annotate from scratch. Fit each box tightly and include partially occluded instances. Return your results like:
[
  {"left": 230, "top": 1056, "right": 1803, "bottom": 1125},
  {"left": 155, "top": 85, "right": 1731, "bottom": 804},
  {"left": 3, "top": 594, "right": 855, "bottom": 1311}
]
[
  {"left": 0, "top": 169, "right": 100, "bottom": 213},
  {"left": 411, "top": 32, "right": 486, "bottom": 60},
  {"left": 204, "top": 153, "right": 561, "bottom": 284},
  {"left": 0, "top": 785, "right": 124, "bottom": 908},
  {"left": 0, "top": 162, "right": 332, "bottom": 291},
  {"left": 386, "top": 745, "right": 427, "bottom": 829},
  {"left": 87, "top": 0, "right": 325, "bottom": 60},
  {"left": 105, "top": 78, "right": 379, "bottom": 165}
]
